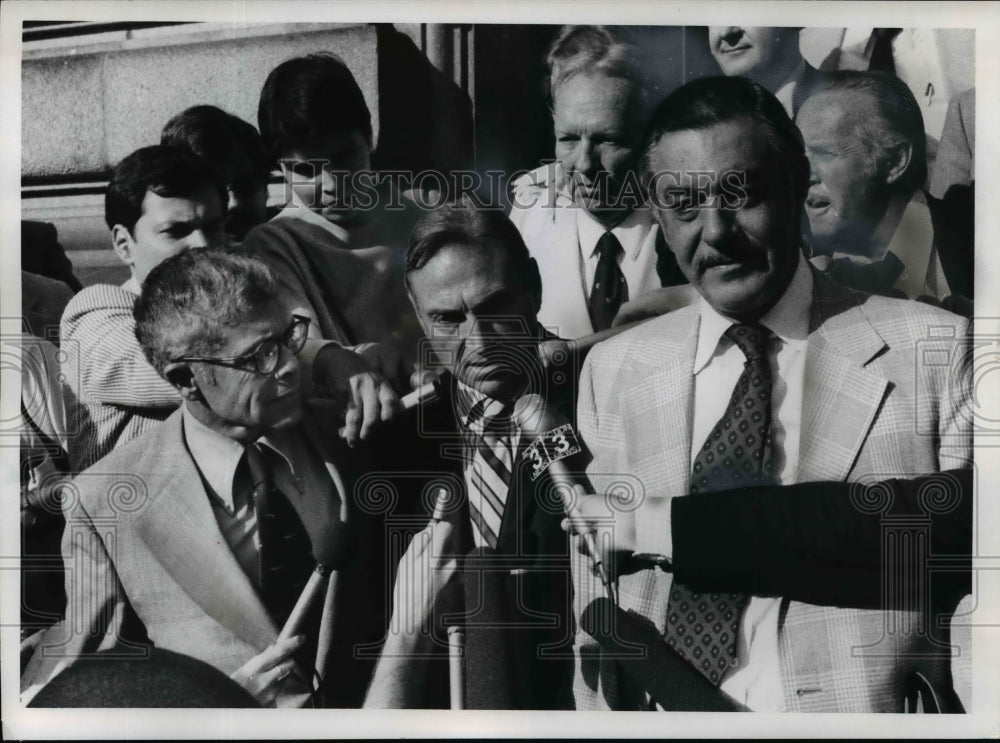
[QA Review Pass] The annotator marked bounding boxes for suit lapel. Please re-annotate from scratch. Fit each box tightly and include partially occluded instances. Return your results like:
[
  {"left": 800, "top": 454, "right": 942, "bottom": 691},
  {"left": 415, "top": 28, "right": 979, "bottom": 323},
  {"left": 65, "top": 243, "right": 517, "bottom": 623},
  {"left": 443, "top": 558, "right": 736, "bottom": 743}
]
[
  {"left": 133, "top": 414, "right": 276, "bottom": 651},
  {"left": 623, "top": 312, "right": 699, "bottom": 553},
  {"left": 535, "top": 208, "right": 593, "bottom": 337},
  {"left": 798, "top": 275, "right": 892, "bottom": 482}
]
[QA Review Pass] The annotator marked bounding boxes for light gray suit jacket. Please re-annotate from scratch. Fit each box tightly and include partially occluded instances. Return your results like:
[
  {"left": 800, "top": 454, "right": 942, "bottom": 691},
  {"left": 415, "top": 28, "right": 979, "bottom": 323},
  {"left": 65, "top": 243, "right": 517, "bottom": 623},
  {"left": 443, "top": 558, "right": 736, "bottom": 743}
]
[
  {"left": 22, "top": 402, "right": 387, "bottom": 707},
  {"left": 571, "top": 273, "right": 972, "bottom": 712}
]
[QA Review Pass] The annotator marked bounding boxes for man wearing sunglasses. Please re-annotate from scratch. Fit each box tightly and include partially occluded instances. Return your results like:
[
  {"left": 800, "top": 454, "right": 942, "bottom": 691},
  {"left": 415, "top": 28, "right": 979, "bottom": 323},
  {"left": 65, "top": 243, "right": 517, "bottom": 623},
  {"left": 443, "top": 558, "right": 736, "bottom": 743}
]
[{"left": 23, "top": 248, "right": 391, "bottom": 708}]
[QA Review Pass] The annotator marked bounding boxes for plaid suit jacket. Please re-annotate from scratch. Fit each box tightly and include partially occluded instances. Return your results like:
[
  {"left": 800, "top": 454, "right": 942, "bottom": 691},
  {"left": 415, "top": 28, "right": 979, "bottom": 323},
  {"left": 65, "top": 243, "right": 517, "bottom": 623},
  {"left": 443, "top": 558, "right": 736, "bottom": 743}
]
[
  {"left": 571, "top": 273, "right": 972, "bottom": 712},
  {"left": 22, "top": 402, "right": 388, "bottom": 708}
]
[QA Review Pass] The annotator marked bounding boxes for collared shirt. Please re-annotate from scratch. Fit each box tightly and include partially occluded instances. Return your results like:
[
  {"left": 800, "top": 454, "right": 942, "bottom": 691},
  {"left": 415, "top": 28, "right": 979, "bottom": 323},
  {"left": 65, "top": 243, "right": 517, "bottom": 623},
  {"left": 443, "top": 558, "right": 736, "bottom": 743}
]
[
  {"left": 121, "top": 276, "right": 141, "bottom": 296},
  {"left": 576, "top": 207, "right": 661, "bottom": 304},
  {"left": 457, "top": 382, "right": 523, "bottom": 546},
  {"left": 181, "top": 405, "right": 341, "bottom": 587},
  {"left": 688, "top": 252, "right": 812, "bottom": 711},
  {"left": 826, "top": 199, "right": 950, "bottom": 300}
]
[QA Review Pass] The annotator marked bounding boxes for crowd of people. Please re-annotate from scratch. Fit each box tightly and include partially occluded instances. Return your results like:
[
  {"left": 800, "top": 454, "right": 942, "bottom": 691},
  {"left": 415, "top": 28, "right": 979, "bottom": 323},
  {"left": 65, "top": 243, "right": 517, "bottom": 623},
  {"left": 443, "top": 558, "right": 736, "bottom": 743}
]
[{"left": 19, "top": 25, "right": 974, "bottom": 713}]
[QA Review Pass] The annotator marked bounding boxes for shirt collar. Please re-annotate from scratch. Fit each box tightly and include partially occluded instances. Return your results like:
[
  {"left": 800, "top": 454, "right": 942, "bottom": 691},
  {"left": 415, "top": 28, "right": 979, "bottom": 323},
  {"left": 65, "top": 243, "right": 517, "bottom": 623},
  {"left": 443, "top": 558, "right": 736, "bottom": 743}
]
[
  {"left": 694, "top": 251, "right": 812, "bottom": 374},
  {"left": 181, "top": 404, "right": 247, "bottom": 513},
  {"left": 456, "top": 380, "right": 513, "bottom": 430},
  {"left": 577, "top": 206, "right": 653, "bottom": 263},
  {"left": 121, "top": 276, "right": 142, "bottom": 295}
]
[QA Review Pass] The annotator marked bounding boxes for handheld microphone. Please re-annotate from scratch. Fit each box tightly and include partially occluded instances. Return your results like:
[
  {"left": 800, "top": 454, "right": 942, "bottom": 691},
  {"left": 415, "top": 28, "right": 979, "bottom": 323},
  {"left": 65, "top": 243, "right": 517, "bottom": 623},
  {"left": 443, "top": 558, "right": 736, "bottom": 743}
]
[
  {"left": 462, "top": 546, "right": 519, "bottom": 709},
  {"left": 278, "top": 521, "right": 355, "bottom": 642},
  {"left": 581, "top": 598, "right": 747, "bottom": 712},
  {"left": 512, "top": 394, "right": 616, "bottom": 602},
  {"left": 400, "top": 370, "right": 452, "bottom": 412}
]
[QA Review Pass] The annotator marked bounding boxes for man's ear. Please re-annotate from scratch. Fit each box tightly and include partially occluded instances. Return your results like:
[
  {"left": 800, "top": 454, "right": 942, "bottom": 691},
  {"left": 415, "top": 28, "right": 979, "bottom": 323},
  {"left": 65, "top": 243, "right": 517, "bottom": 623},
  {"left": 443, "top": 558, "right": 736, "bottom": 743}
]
[
  {"left": 883, "top": 142, "right": 913, "bottom": 188},
  {"left": 110, "top": 224, "right": 136, "bottom": 268},
  {"left": 162, "top": 361, "right": 201, "bottom": 401}
]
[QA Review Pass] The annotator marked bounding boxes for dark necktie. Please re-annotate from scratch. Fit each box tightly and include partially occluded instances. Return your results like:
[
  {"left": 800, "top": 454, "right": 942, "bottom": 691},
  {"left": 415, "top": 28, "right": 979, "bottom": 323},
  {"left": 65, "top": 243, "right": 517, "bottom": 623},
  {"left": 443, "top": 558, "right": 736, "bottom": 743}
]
[
  {"left": 244, "top": 444, "right": 315, "bottom": 629},
  {"left": 662, "top": 323, "right": 777, "bottom": 686},
  {"left": 588, "top": 232, "right": 628, "bottom": 332}
]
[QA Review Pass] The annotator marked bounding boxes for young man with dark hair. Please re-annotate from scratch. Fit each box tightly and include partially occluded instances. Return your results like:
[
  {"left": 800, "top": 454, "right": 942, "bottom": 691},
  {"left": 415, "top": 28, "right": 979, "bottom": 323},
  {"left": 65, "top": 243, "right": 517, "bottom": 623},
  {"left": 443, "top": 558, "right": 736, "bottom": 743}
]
[
  {"left": 244, "top": 53, "right": 423, "bottom": 380},
  {"left": 60, "top": 145, "right": 227, "bottom": 471},
  {"left": 161, "top": 105, "right": 272, "bottom": 241}
]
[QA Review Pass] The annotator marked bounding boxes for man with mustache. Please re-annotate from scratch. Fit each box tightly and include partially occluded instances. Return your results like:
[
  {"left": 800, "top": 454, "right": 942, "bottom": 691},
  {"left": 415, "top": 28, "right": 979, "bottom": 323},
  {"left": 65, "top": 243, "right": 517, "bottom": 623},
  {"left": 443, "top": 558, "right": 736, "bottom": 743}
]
[
  {"left": 569, "top": 76, "right": 971, "bottom": 712},
  {"left": 707, "top": 26, "right": 828, "bottom": 118},
  {"left": 510, "top": 25, "right": 685, "bottom": 341}
]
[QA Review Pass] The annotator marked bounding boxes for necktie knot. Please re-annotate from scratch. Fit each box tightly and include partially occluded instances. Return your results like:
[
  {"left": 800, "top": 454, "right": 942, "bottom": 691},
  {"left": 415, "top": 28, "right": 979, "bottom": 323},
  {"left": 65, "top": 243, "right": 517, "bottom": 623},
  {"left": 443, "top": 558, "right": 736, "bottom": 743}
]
[
  {"left": 595, "top": 231, "right": 623, "bottom": 260},
  {"left": 724, "top": 323, "right": 771, "bottom": 362}
]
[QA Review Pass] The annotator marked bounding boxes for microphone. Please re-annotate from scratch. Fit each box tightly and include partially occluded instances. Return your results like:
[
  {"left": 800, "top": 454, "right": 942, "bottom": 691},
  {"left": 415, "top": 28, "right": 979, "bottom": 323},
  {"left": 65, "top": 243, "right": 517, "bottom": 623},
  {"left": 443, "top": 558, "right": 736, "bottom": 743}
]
[
  {"left": 512, "top": 393, "right": 615, "bottom": 602},
  {"left": 581, "top": 598, "right": 747, "bottom": 712},
  {"left": 400, "top": 370, "right": 452, "bottom": 412},
  {"left": 278, "top": 521, "right": 355, "bottom": 642},
  {"left": 462, "top": 546, "right": 519, "bottom": 709}
]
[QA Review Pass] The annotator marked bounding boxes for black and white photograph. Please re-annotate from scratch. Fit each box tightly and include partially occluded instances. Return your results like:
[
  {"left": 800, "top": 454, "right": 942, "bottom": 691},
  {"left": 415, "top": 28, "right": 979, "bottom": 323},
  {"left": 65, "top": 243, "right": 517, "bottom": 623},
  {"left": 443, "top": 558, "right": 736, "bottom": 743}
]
[{"left": 2, "top": 0, "right": 998, "bottom": 738}]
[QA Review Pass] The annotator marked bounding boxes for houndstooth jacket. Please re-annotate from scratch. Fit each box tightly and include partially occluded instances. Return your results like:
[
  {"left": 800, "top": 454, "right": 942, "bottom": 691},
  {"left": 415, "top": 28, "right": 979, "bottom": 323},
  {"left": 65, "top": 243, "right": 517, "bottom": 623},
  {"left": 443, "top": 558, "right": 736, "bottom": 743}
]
[{"left": 571, "top": 271, "right": 973, "bottom": 712}]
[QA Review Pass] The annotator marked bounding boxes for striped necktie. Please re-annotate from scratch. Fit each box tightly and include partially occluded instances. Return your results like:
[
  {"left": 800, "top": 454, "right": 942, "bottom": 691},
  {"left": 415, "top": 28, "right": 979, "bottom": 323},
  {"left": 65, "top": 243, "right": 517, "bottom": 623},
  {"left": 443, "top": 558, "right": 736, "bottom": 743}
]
[{"left": 463, "top": 399, "right": 516, "bottom": 549}]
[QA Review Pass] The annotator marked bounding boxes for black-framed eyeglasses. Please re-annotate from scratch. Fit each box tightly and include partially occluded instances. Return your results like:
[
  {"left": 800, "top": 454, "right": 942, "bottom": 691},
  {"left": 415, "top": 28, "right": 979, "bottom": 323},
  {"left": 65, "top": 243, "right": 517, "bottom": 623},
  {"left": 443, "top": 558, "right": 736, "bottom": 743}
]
[{"left": 176, "top": 315, "right": 310, "bottom": 375}]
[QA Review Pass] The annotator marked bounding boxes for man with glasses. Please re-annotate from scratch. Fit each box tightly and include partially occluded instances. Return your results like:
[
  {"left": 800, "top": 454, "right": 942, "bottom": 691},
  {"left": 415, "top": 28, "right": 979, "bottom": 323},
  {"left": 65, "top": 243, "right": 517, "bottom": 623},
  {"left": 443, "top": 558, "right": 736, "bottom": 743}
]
[
  {"left": 61, "top": 145, "right": 399, "bottom": 473},
  {"left": 23, "top": 249, "right": 391, "bottom": 708}
]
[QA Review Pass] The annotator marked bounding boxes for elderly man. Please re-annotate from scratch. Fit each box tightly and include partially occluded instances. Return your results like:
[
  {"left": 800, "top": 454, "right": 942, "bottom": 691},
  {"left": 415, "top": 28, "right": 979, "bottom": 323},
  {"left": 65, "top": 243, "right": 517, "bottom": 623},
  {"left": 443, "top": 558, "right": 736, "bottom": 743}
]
[
  {"left": 798, "top": 71, "right": 952, "bottom": 301},
  {"left": 570, "top": 76, "right": 971, "bottom": 712},
  {"left": 23, "top": 249, "right": 391, "bottom": 708},
  {"left": 510, "top": 25, "right": 685, "bottom": 340},
  {"left": 707, "top": 26, "right": 828, "bottom": 118},
  {"left": 61, "top": 145, "right": 398, "bottom": 473}
]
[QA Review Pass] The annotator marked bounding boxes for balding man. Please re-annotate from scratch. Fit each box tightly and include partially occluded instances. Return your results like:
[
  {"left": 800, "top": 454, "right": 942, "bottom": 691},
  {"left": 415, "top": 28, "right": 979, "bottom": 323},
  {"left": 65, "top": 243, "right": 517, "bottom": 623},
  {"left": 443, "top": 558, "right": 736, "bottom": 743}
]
[{"left": 510, "top": 25, "right": 685, "bottom": 340}]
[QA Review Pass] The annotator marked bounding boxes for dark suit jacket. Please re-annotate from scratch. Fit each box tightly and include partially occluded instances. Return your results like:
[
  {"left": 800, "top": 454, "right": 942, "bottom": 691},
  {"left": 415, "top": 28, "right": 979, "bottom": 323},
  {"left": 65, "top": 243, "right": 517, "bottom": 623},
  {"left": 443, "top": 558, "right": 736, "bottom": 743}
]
[
  {"left": 395, "top": 367, "right": 578, "bottom": 709},
  {"left": 21, "top": 221, "right": 83, "bottom": 293}
]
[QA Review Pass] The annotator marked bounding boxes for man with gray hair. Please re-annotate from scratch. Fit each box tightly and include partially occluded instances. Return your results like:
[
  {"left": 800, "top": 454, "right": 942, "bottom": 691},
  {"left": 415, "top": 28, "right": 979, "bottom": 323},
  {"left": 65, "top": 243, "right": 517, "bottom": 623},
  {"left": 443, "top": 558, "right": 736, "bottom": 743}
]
[
  {"left": 23, "top": 249, "right": 391, "bottom": 708},
  {"left": 797, "top": 70, "right": 954, "bottom": 302},
  {"left": 510, "top": 25, "right": 685, "bottom": 340}
]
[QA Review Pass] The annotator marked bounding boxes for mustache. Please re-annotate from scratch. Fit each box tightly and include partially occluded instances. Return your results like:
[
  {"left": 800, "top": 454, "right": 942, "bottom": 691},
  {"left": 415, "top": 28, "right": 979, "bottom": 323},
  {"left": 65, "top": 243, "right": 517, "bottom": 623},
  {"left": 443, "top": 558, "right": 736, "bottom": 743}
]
[{"left": 696, "top": 239, "right": 767, "bottom": 271}]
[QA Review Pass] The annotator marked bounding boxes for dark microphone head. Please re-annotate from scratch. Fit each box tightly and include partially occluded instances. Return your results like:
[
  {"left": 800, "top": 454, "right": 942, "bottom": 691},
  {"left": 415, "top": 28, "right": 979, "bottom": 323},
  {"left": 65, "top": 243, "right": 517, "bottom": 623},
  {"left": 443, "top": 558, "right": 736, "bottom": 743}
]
[
  {"left": 512, "top": 392, "right": 568, "bottom": 438},
  {"left": 313, "top": 521, "right": 354, "bottom": 569},
  {"left": 462, "top": 546, "right": 520, "bottom": 709}
]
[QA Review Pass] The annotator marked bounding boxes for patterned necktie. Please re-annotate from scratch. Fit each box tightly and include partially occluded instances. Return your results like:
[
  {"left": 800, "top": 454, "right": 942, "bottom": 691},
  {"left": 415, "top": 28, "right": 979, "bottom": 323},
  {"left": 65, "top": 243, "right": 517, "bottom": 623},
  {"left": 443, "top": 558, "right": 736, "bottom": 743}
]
[
  {"left": 588, "top": 232, "right": 629, "bottom": 332},
  {"left": 663, "top": 323, "right": 777, "bottom": 686},
  {"left": 464, "top": 400, "right": 516, "bottom": 549},
  {"left": 244, "top": 444, "right": 315, "bottom": 629}
]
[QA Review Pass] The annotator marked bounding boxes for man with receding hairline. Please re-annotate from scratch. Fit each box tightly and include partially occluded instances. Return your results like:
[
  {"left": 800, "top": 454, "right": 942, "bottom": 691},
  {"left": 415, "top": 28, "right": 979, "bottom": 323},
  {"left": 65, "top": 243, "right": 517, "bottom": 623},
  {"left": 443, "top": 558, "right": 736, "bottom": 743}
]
[
  {"left": 510, "top": 25, "right": 685, "bottom": 341},
  {"left": 569, "top": 75, "right": 971, "bottom": 713}
]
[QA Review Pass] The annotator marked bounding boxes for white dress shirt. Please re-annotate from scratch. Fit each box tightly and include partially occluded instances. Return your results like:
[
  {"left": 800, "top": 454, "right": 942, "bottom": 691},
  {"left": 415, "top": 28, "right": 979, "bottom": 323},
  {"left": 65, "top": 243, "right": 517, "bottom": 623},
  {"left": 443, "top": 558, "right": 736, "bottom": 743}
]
[
  {"left": 687, "top": 253, "right": 812, "bottom": 711},
  {"left": 181, "top": 406, "right": 341, "bottom": 586}
]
